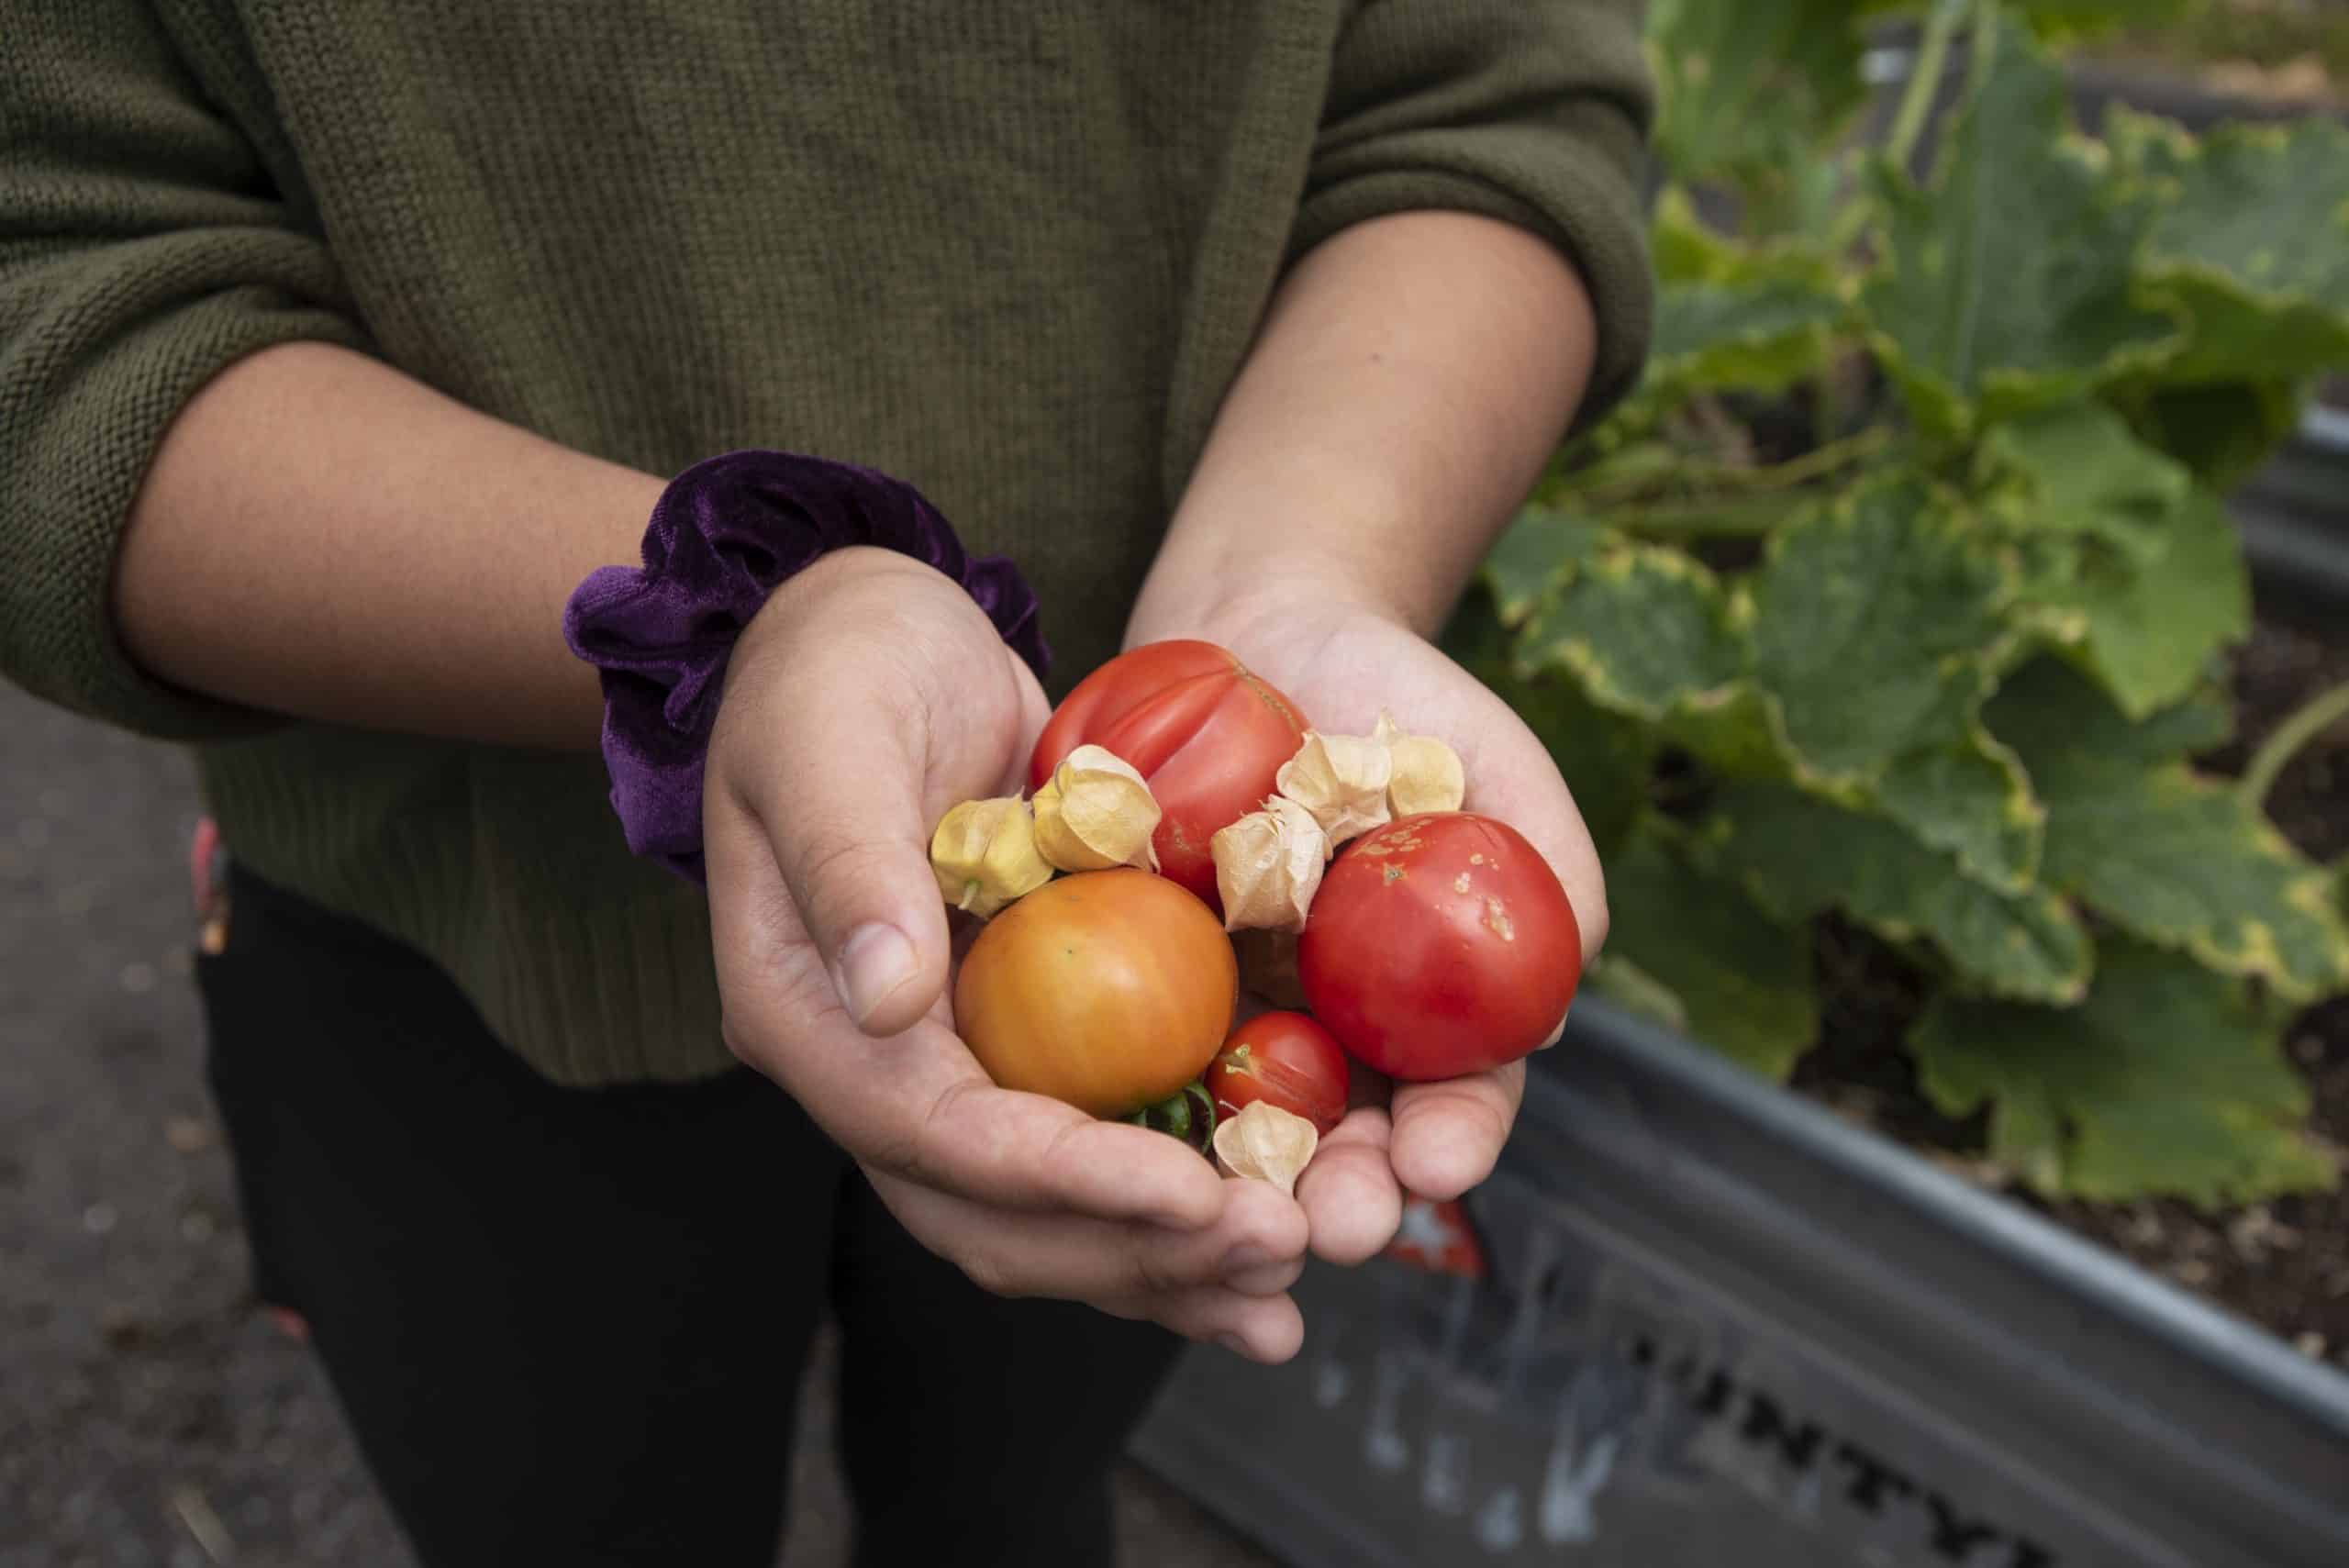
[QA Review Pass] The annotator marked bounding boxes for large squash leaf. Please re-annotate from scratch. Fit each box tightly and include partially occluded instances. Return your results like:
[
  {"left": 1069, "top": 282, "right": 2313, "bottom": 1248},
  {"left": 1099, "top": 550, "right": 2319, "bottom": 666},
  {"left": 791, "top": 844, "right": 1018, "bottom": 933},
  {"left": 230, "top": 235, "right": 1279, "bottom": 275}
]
[{"left": 1912, "top": 938, "right": 2331, "bottom": 1205}]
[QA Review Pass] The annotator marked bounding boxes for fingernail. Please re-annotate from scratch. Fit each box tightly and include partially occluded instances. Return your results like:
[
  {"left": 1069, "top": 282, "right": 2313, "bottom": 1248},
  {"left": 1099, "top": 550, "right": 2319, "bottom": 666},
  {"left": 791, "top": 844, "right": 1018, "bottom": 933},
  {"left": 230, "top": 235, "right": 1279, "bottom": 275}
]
[
  {"left": 832, "top": 923, "right": 918, "bottom": 1026},
  {"left": 1217, "top": 1331, "right": 1253, "bottom": 1358},
  {"left": 1223, "top": 1242, "right": 1273, "bottom": 1273}
]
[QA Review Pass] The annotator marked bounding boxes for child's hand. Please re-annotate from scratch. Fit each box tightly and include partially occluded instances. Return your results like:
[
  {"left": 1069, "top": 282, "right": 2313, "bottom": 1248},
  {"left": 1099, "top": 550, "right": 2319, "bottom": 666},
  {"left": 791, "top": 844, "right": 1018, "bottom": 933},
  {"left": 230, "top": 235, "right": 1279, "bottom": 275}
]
[{"left": 703, "top": 549, "right": 1307, "bottom": 1362}]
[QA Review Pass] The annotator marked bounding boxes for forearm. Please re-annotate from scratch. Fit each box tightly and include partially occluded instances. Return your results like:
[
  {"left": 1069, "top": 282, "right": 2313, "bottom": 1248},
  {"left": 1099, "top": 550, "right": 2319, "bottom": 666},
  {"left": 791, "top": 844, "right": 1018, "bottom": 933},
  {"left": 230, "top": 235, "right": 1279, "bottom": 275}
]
[
  {"left": 113, "top": 341, "right": 662, "bottom": 750},
  {"left": 1131, "top": 210, "right": 1598, "bottom": 643}
]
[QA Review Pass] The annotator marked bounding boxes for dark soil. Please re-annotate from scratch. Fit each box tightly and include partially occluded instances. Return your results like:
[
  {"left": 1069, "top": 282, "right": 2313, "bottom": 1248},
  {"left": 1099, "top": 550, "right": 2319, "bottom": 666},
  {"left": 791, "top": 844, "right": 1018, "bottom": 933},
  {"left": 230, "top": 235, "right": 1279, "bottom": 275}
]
[{"left": 1795, "top": 606, "right": 2349, "bottom": 1371}]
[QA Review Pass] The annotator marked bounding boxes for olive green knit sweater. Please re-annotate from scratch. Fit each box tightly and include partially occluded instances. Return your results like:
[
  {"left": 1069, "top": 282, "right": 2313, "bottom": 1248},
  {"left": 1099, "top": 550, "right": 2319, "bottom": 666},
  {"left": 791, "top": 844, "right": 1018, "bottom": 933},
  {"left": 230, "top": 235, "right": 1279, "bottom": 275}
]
[{"left": 1, "top": 0, "right": 1653, "bottom": 1084}]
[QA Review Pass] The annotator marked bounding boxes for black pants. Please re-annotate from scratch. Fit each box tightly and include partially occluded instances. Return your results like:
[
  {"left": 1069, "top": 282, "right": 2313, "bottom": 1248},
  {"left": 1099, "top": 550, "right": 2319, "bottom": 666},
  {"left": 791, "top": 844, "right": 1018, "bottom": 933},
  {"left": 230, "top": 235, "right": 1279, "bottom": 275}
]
[{"left": 195, "top": 866, "right": 1183, "bottom": 1567}]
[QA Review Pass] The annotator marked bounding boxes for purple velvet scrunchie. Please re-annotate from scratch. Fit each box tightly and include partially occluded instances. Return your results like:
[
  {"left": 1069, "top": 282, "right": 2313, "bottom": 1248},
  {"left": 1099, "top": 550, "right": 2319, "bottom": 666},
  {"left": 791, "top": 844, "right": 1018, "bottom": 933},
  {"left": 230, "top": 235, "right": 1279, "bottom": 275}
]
[{"left": 562, "top": 450, "right": 1050, "bottom": 883}]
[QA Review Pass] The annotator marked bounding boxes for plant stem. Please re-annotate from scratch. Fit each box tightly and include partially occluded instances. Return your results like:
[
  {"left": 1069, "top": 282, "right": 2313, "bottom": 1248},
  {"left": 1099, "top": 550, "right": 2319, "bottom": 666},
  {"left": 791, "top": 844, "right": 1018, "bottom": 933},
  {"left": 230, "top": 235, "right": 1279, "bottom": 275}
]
[
  {"left": 1576, "top": 427, "right": 1891, "bottom": 512},
  {"left": 1731, "top": 427, "right": 1892, "bottom": 490},
  {"left": 1885, "top": 0, "right": 1973, "bottom": 177},
  {"left": 2240, "top": 679, "right": 2349, "bottom": 810}
]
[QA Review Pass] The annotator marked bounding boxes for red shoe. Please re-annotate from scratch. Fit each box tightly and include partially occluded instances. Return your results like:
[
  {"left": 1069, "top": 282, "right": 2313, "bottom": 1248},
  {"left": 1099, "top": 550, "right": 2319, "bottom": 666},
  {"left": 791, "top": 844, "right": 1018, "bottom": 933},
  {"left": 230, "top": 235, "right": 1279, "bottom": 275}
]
[
  {"left": 1384, "top": 1195, "right": 1487, "bottom": 1280},
  {"left": 190, "top": 817, "right": 230, "bottom": 952}
]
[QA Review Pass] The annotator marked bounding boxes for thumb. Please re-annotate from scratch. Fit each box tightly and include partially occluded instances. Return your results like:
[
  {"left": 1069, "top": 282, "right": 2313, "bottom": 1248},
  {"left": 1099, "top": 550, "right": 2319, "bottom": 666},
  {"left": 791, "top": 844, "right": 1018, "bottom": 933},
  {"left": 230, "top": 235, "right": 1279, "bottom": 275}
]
[
  {"left": 751, "top": 694, "right": 952, "bottom": 1039},
  {"left": 710, "top": 613, "right": 969, "bottom": 1038},
  {"left": 711, "top": 553, "right": 1048, "bottom": 1040}
]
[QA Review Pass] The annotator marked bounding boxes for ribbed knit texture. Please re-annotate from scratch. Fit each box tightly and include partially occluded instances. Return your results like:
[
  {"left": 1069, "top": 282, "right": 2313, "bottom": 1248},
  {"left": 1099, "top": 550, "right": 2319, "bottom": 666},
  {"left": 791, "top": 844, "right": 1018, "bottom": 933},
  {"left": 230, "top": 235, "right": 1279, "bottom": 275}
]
[{"left": 3, "top": 0, "right": 1655, "bottom": 1084}]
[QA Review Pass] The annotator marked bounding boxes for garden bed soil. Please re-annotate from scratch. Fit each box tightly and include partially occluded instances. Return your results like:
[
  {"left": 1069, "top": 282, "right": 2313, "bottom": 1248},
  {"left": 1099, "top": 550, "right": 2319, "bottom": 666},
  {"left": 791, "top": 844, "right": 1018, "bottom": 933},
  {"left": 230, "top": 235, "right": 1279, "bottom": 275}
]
[{"left": 1795, "top": 602, "right": 2349, "bottom": 1371}]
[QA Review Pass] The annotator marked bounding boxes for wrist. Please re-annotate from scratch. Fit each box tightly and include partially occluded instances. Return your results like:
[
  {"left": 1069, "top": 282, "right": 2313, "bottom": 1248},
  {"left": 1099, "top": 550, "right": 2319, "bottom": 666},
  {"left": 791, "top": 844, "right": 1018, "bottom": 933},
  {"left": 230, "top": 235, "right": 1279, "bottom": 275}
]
[
  {"left": 1126, "top": 545, "right": 1431, "bottom": 655},
  {"left": 733, "top": 546, "right": 931, "bottom": 668},
  {"left": 564, "top": 450, "right": 1048, "bottom": 882}
]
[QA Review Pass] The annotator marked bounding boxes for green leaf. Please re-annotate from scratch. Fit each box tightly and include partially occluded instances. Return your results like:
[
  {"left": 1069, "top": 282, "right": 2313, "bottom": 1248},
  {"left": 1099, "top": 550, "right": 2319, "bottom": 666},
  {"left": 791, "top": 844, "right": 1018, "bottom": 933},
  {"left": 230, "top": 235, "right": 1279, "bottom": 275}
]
[
  {"left": 1660, "top": 680, "right": 1788, "bottom": 783},
  {"left": 2143, "top": 275, "right": 2349, "bottom": 389},
  {"left": 1708, "top": 783, "right": 2092, "bottom": 1004},
  {"left": 1442, "top": 584, "right": 1654, "bottom": 859},
  {"left": 1987, "top": 659, "right": 2349, "bottom": 1000},
  {"left": 1642, "top": 190, "right": 1848, "bottom": 400},
  {"left": 1979, "top": 402, "right": 2248, "bottom": 717},
  {"left": 2112, "top": 378, "right": 2306, "bottom": 489},
  {"left": 1652, "top": 280, "right": 1846, "bottom": 396},
  {"left": 1599, "top": 825, "right": 1820, "bottom": 1079},
  {"left": 1875, "top": 734, "right": 2043, "bottom": 893},
  {"left": 1518, "top": 544, "right": 1743, "bottom": 721},
  {"left": 1911, "top": 938, "right": 2332, "bottom": 1205},
  {"left": 1741, "top": 478, "right": 2040, "bottom": 885},
  {"left": 1646, "top": 0, "right": 1873, "bottom": 229},
  {"left": 1862, "top": 21, "right": 2176, "bottom": 438},
  {"left": 2011, "top": 0, "right": 2192, "bottom": 40},
  {"left": 1747, "top": 479, "right": 2015, "bottom": 779},
  {"left": 1482, "top": 505, "right": 1610, "bottom": 628},
  {"left": 2117, "top": 108, "right": 2349, "bottom": 385},
  {"left": 2049, "top": 489, "right": 2250, "bottom": 721},
  {"left": 1979, "top": 652, "right": 2232, "bottom": 764},
  {"left": 1976, "top": 401, "right": 2189, "bottom": 566},
  {"left": 1585, "top": 952, "right": 1690, "bottom": 1036}
]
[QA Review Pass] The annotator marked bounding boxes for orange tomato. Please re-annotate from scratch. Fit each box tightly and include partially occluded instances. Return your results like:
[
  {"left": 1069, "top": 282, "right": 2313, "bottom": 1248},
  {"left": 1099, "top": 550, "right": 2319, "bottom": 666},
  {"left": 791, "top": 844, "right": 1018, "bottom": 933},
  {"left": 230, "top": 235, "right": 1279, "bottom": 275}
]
[{"left": 953, "top": 868, "right": 1239, "bottom": 1117}]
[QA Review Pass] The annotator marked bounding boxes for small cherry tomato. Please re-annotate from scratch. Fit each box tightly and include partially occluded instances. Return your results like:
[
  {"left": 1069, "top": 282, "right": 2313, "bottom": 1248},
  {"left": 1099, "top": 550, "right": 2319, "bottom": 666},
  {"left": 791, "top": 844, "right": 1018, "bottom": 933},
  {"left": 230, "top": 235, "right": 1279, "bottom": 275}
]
[
  {"left": 1030, "top": 639, "right": 1308, "bottom": 911},
  {"left": 953, "top": 868, "right": 1238, "bottom": 1118},
  {"left": 1205, "top": 1010, "right": 1351, "bottom": 1135},
  {"left": 1297, "top": 813, "right": 1581, "bottom": 1081}
]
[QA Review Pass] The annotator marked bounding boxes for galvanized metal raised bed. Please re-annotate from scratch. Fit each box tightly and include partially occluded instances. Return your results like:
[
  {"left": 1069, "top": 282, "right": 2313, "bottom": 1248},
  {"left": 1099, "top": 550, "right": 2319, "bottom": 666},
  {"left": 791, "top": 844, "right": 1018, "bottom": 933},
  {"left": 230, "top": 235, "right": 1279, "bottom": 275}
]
[
  {"left": 1128, "top": 421, "right": 2349, "bottom": 1568},
  {"left": 1131, "top": 997, "right": 2349, "bottom": 1568}
]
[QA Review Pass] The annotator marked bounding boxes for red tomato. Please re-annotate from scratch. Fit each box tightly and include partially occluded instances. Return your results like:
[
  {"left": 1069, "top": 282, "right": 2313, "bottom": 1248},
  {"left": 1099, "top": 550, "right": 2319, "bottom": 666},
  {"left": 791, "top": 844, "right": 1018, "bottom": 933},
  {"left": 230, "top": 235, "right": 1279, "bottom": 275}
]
[
  {"left": 1297, "top": 813, "right": 1581, "bottom": 1081},
  {"left": 1030, "top": 640, "right": 1308, "bottom": 911},
  {"left": 1205, "top": 1010, "right": 1351, "bottom": 1135},
  {"left": 953, "top": 869, "right": 1238, "bottom": 1118}
]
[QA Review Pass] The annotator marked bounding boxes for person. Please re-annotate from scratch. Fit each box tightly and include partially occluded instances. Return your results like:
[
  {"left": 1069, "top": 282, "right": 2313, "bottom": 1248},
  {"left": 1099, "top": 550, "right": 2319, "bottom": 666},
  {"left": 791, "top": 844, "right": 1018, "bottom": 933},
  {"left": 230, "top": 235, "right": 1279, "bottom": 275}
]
[{"left": 0, "top": 3, "right": 1653, "bottom": 1563}]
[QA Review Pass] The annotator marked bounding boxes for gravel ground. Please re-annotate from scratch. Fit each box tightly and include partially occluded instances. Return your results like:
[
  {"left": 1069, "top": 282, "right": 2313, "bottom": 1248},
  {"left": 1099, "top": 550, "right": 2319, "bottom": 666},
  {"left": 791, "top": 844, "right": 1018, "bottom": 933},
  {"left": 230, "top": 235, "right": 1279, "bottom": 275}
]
[{"left": 0, "top": 684, "right": 1276, "bottom": 1568}]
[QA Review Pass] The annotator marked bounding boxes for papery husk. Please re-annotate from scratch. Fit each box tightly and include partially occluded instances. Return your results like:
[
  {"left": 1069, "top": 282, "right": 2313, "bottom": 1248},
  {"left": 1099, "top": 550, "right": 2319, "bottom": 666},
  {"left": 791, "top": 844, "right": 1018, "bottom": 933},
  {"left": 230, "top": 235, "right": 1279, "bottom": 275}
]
[
  {"left": 1211, "top": 1101, "right": 1319, "bottom": 1197},
  {"left": 1031, "top": 745, "right": 1161, "bottom": 872},
  {"left": 1210, "top": 795, "right": 1329, "bottom": 931},
  {"left": 1275, "top": 729, "right": 1393, "bottom": 845},
  {"left": 929, "top": 796, "right": 1053, "bottom": 917}
]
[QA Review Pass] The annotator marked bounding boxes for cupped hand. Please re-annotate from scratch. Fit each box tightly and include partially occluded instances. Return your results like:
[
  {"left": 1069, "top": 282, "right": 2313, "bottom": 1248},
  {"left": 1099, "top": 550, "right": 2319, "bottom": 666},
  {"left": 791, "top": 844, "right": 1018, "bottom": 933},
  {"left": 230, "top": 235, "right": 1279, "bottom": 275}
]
[
  {"left": 704, "top": 549, "right": 1308, "bottom": 1361},
  {"left": 1130, "top": 590, "right": 1609, "bottom": 1268}
]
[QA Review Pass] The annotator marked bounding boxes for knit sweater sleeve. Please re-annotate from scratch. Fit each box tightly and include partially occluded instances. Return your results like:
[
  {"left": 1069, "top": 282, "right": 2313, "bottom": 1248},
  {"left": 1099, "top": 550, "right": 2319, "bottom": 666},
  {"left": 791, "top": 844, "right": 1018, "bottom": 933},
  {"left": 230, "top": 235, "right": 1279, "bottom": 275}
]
[
  {"left": 1294, "top": 0, "right": 1657, "bottom": 426},
  {"left": 0, "top": 0, "right": 371, "bottom": 740}
]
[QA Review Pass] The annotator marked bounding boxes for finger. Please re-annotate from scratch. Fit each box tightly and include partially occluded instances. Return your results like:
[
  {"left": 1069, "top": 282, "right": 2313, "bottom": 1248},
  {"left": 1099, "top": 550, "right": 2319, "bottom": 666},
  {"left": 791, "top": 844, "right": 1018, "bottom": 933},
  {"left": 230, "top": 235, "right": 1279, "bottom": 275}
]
[
  {"left": 886, "top": 1076, "right": 1234, "bottom": 1231},
  {"left": 1297, "top": 1105, "right": 1405, "bottom": 1265},
  {"left": 718, "top": 558, "right": 1044, "bottom": 1039},
  {"left": 875, "top": 1168, "right": 1307, "bottom": 1303},
  {"left": 1387, "top": 1060, "right": 1525, "bottom": 1201},
  {"left": 719, "top": 660, "right": 952, "bottom": 1039},
  {"left": 1100, "top": 1284, "right": 1308, "bottom": 1365}
]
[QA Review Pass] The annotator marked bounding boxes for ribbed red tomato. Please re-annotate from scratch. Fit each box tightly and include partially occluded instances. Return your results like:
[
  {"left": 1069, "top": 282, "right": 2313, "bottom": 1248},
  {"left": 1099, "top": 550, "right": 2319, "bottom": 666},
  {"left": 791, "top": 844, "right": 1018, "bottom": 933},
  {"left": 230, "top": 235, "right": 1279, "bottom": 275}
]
[
  {"left": 1205, "top": 1011, "right": 1351, "bottom": 1135},
  {"left": 1030, "top": 640, "right": 1308, "bottom": 911},
  {"left": 1297, "top": 813, "right": 1581, "bottom": 1081}
]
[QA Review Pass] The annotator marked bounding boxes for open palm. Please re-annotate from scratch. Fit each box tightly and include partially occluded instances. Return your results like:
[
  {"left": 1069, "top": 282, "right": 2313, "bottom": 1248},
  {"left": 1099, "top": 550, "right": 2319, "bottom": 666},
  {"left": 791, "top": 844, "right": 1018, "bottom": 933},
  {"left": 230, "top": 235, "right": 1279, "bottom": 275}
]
[{"left": 1142, "top": 600, "right": 1609, "bottom": 1265}]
